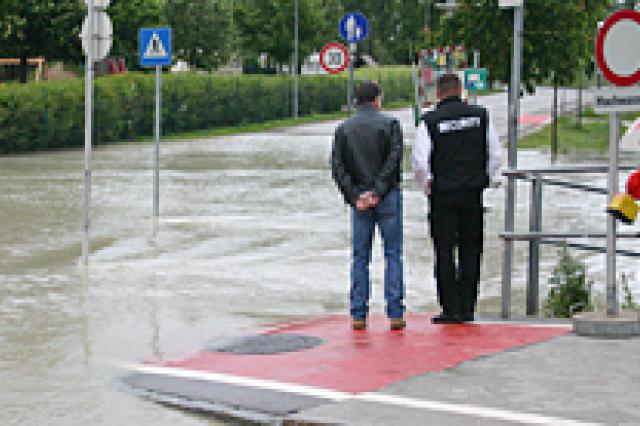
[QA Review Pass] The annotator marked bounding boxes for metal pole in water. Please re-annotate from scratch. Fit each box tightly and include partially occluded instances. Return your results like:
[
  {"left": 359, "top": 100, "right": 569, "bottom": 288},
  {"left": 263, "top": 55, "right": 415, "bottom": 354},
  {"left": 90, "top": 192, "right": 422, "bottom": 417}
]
[
  {"left": 502, "top": 4, "right": 523, "bottom": 318},
  {"left": 607, "top": 112, "right": 620, "bottom": 316},
  {"left": 154, "top": 65, "right": 161, "bottom": 236},
  {"left": 83, "top": 0, "right": 94, "bottom": 266}
]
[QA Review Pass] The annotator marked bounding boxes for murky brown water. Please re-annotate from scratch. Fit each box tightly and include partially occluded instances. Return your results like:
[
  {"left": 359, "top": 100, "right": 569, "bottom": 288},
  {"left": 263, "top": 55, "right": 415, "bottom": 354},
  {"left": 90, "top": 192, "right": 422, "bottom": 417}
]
[{"left": 1, "top": 89, "right": 638, "bottom": 425}]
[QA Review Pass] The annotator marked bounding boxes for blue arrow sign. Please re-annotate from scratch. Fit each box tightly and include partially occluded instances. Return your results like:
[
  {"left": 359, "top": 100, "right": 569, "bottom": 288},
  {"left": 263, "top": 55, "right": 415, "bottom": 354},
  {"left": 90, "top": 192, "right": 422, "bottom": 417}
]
[
  {"left": 339, "top": 12, "right": 368, "bottom": 43},
  {"left": 139, "top": 27, "right": 172, "bottom": 67}
]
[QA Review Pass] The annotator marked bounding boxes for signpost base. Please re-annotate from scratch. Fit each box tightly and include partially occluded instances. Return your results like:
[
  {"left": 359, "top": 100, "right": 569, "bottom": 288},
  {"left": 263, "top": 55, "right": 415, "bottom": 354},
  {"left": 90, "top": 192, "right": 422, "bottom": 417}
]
[{"left": 573, "top": 311, "right": 640, "bottom": 338}]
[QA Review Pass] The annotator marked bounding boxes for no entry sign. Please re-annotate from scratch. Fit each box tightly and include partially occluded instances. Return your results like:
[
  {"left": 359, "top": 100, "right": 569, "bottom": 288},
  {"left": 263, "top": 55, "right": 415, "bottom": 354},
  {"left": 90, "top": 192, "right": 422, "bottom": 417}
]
[
  {"left": 319, "top": 42, "right": 350, "bottom": 74},
  {"left": 596, "top": 9, "right": 640, "bottom": 87}
]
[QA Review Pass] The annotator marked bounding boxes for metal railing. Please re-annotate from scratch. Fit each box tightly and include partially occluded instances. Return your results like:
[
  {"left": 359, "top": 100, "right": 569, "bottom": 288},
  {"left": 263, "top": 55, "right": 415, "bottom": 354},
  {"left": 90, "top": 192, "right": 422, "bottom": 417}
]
[{"left": 500, "top": 165, "right": 638, "bottom": 317}]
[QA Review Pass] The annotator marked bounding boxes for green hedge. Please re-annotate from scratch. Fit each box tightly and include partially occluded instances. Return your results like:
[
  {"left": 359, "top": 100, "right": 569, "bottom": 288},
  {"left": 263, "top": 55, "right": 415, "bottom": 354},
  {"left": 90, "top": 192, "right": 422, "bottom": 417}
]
[{"left": 0, "top": 69, "right": 413, "bottom": 154}]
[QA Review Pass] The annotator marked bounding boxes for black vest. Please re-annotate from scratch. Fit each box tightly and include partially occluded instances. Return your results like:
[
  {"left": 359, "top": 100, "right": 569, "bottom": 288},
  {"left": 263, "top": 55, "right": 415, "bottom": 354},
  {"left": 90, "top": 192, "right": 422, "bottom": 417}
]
[{"left": 423, "top": 97, "right": 489, "bottom": 192}]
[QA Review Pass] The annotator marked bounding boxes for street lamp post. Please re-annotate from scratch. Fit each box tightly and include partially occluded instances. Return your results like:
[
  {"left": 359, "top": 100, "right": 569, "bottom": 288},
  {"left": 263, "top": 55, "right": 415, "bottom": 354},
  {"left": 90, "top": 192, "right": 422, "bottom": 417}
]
[{"left": 293, "top": 0, "right": 299, "bottom": 119}]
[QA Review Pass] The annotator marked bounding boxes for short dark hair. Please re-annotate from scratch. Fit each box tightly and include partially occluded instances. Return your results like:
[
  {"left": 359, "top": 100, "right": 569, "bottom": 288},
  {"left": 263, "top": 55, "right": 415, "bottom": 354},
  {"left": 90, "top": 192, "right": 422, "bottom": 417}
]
[
  {"left": 437, "top": 74, "right": 461, "bottom": 95},
  {"left": 356, "top": 80, "right": 381, "bottom": 105}
]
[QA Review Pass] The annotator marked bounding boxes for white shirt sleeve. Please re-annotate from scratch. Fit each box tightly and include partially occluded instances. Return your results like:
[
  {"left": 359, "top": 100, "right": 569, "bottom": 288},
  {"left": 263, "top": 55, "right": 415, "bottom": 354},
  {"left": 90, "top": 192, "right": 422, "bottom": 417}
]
[
  {"left": 412, "top": 121, "right": 433, "bottom": 195},
  {"left": 487, "top": 118, "right": 502, "bottom": 180}
]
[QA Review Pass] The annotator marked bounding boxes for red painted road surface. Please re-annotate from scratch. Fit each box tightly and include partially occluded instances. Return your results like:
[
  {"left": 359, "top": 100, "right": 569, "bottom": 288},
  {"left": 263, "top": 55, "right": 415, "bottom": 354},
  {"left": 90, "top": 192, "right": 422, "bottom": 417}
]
[
  {"left": 159, "top": 314, "right": 570, "bottom": 394},
  {"left": 520, "top": 114, "right": 552, "bottom": 126}
]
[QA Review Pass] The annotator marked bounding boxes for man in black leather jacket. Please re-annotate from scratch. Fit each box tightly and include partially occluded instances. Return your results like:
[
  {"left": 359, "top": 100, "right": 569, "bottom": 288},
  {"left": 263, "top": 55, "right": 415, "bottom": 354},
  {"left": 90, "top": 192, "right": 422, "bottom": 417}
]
[{"left": 331, "top": 81, "right": 405, "bottom": 331}]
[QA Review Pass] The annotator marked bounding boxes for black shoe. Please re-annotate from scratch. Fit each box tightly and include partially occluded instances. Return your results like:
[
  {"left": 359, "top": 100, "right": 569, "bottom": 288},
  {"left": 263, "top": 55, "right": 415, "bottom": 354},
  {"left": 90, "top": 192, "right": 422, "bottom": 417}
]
[{"left": 431, "top": 313, "right": 463, "bottom": 324}]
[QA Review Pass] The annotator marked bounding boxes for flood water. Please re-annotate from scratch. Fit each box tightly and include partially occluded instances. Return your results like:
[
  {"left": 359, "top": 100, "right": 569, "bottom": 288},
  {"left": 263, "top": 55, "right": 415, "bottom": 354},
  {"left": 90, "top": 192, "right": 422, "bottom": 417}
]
[{"left": 1, "top": 88, "right": 639, "bottom": 425}]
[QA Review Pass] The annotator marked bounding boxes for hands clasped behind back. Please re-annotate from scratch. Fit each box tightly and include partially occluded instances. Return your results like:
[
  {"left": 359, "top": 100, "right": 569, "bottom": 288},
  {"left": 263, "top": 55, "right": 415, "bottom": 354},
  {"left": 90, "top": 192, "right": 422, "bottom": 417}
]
[{"left": 356, "top": 191, "right": 381, "bottom": 211}]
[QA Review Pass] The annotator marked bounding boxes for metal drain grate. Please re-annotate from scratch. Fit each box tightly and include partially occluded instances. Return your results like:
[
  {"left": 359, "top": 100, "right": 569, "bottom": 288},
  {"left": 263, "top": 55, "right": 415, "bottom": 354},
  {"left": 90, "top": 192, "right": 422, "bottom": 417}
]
[{"left": 205, "top": 334, "right": 323, "bottom": 355}]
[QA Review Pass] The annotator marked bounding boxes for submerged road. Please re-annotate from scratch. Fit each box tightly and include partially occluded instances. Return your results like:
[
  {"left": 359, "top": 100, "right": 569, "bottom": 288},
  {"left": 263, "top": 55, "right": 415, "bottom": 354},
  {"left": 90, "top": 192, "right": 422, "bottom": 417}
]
[{"left": 1, "top": 87, "right": 636, "bottom": 425}]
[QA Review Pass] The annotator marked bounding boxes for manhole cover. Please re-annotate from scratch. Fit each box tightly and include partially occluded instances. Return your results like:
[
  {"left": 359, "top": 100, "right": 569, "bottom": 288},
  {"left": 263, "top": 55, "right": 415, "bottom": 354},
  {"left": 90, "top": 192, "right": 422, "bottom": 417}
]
[{"left": 205, "top": 334, "right": 323, "bottom": 355}]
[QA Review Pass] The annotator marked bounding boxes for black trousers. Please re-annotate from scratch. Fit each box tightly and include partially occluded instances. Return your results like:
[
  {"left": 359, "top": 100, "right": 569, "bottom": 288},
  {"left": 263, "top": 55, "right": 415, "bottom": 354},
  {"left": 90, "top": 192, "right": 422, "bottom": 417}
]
[{"left": 429, "top": 189, "right": 484, "bottom": 318}]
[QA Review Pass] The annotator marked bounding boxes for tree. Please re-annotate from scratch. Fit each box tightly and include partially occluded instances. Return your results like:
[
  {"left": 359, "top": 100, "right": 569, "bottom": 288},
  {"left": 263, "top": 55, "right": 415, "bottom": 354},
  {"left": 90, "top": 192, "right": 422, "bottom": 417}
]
[
  {"left": 339, "top": 0, "right": 428, "bottom": 64},
  {"left": 434, "top": 0, "right": 610, "bottom": 160},
  {"left": 165, "top": 0, "right": 233, "bottom": 70},
  {"left": 435, "top": 0, "right": 609, "bottom": 84},
  {"left": 434, "top": 1, "right": 514, "bottom": 83},
  {"left": 107, "top": 0, "right": 165, "bottom": 70},
  {"left": 234, "top": 0, "right": 329, "bottom": 71},
  {"left": 575, "top": 0, "right": 611, "bottom": 128},
  {"left": 0, "top": 0, "right": 85, "bottom": 83}
]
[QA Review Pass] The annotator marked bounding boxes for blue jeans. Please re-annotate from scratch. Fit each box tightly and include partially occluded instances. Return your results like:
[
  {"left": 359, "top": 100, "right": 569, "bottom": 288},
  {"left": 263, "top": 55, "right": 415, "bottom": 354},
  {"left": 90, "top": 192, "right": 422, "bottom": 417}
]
[{"left": 350, "top": 188, "right": 404, "bottom": 320}]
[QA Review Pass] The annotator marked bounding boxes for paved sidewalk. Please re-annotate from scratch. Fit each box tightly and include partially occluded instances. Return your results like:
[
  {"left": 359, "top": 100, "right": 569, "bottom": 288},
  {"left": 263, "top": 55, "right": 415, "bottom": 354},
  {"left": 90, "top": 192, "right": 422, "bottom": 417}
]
[
  {"left": 289, "top": 330, "right": 640, "bottom": 425},
  {"left": 121, "top": 313, "right": 640, "bottom": 425}
]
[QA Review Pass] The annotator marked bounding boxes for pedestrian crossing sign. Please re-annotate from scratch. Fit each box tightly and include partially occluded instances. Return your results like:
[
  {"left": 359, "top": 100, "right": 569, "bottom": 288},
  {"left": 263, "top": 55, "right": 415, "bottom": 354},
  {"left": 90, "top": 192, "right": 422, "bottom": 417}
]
[{"left": 139, "top": 27, "right": 172, "bottom": 67}]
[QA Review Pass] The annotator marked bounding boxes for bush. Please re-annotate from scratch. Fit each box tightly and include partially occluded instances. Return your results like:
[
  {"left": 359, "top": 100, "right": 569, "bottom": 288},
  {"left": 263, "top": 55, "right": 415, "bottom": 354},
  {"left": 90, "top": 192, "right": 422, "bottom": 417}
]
[
  {"left": 544, "top": 246, "right": 593, "bottom": 318},
  {"left": 0, "top": 68, "right": 414, "bottom": 154}
]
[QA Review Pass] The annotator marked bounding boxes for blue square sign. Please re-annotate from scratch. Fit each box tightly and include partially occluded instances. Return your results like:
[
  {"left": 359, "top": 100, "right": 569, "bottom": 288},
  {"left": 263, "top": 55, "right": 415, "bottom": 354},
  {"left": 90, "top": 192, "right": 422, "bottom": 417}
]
[{"left": 139, "top": 27, "right": 172, "bottom": 67}]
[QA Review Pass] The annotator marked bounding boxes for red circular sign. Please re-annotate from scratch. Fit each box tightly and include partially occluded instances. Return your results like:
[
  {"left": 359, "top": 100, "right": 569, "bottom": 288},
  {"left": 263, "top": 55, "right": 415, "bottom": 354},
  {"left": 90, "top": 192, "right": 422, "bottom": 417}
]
[
  {"left": 319, "top": 42, "right": 350, "bottom": 75},
  {"left": 596, "top": 9, "right": 640, "bottom": 87}
]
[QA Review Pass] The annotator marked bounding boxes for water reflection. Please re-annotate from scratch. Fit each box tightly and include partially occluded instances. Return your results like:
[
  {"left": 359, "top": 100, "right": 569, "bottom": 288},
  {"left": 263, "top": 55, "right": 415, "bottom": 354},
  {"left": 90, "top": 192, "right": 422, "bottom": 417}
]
[{"left": 80, "top": 269, "right": 92, "bottom": 367}]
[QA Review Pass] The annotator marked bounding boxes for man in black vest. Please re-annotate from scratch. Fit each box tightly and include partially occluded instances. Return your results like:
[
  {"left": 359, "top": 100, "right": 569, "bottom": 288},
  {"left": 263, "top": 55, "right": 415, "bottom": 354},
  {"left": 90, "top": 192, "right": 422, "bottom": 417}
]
[
  {"left": 331, "top": 81, "right": 405, "bottom": 331},
  {"left": 412, "top": 74, "right": 502, "bottom": 324}
]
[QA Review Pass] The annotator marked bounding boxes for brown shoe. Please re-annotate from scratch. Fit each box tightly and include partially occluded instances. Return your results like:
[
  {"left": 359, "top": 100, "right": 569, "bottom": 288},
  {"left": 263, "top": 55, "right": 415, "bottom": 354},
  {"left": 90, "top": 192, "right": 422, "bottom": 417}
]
[
  {"left": 390, "top": 318, "right": 406, "bottom": 330},
  {"left": 352, "top": 319, "right": 367, "bottom": 331}
]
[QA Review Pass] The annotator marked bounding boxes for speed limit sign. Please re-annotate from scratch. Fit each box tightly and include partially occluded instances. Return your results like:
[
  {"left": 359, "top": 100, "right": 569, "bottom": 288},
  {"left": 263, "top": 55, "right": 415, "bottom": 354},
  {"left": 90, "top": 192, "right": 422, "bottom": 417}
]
[{"left": 319, "top": 42, "right": 350, "bottom": 74}]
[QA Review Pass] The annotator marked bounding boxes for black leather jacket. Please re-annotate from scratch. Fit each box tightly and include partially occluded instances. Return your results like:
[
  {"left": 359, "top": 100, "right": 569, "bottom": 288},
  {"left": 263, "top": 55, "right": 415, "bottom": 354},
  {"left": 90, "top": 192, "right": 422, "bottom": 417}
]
[{"left": 331, "top": 105, "right": 403, "bottom": 207}]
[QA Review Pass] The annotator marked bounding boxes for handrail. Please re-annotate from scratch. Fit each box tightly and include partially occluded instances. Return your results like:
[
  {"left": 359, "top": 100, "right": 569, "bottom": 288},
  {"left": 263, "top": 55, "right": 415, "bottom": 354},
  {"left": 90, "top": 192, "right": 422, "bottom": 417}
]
[
  {"left": 540, "top": 239, "right": 640, "bottom": 258},
  {"left": 501, "top": 165, "right": 640, "bottom": 318},
  {"left": 500, "top": 232, "right": 640, "bottom": 240},
  {"left": 539, "top": 178, "right": 607, "bottom": 195},
  {"left": 502, "top": 165, "right": 636, "bottom": 176}
]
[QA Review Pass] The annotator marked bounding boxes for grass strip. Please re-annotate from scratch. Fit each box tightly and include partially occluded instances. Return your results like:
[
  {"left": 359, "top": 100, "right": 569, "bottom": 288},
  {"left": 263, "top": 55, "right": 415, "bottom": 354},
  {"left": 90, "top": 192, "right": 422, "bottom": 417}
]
[{"left": 519, "top": 109, "right": 639, "bottom": 153}]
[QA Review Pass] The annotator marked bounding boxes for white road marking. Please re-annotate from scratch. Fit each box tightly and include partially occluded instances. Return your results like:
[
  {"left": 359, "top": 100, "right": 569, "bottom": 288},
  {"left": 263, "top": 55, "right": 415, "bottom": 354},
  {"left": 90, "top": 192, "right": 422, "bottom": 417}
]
[
  {"left": 122, "top": 363, "right": 351, "bottom": 401},
  {"left": 472, "top": 320, "right": 572, "bottom": 329},
  {"left": 121, "top": 363, "right": 599, "bottom": 426}
]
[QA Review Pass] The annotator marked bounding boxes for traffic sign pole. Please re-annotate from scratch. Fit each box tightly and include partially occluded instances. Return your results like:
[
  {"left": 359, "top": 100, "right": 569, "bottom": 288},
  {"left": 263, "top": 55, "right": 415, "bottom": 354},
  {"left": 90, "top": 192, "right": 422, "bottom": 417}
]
[
  {"left": 593, "top": 9, "right": 640, "bottom": 317},
  {"left": 607, "top": 111, "right": 620, "bottom": 316},
  {"left": 153, "top": 65, "right": 161, "bottom": 236},
  {"left": 348, "top": 43, "right": 356, "bottom": 112},
  {"left": 82, "top": 0, "right": 94, "bottom": 266},
  {"left": 140, "top": 27, "right": 171, "bottom": 236},
  {"left": 81, "top": 0, "right": 112, "bottom": 265},
  {"left": 339, "top": 12, "right": 368, "bottom": 113},
  {"left": 471, "top": 49, "right": 480, "bottom": 105}
]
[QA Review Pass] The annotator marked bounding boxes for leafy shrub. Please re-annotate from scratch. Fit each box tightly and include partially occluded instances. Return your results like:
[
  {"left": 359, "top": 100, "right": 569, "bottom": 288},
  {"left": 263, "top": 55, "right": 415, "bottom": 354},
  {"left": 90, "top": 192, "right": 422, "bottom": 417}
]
[
  {"left": 0, "top": 68, "right": 414, "bottom": 154},
  {"left": 544, "top": 246, "right": 593, "bottom": 318}
]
